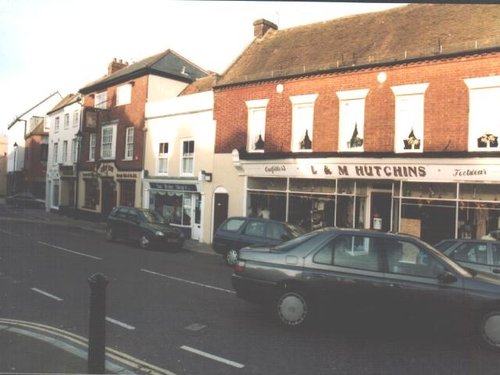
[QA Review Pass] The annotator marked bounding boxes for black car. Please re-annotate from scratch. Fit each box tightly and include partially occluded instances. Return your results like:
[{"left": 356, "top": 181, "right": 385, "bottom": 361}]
[
  {"left": 5, "top": 192, "right": 45, "bottom": 208},
  {"left": 435, "top": 238, "right": 500, "bottom": 276},
  {"left": 106, "top": 206, "right": 185, "bottom": 250},
  {"left": 212, "top": 216, "right": 305, "bottom": 265},
  {"left": 232, "top": 228, "right": 500, "bottom": 350}
]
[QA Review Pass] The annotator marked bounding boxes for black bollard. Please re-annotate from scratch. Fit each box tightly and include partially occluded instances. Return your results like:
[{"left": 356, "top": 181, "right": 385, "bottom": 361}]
[{"left": 87, "top": 273, "right": 109, "bottom": 374}]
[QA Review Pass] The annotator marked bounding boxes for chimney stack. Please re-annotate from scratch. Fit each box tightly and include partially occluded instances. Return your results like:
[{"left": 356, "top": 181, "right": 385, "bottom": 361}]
[
  {"left": 108, "top": 58, "right": 128, "bottom": 75},
  {"left": 253, "top": 19, "right": 277, "bottom": 38}
]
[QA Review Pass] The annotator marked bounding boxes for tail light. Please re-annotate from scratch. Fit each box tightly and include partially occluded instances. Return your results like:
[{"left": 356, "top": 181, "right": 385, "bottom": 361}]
[{"left": 234, "top": 260, "right": 246, "bottom": 273}]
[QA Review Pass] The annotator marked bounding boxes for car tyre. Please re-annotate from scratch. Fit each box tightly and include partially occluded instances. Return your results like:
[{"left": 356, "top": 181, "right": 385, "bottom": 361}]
[
  {"left": 106, "top": 228, "right": 116, "bottom": 241},
  {"left": 276, "top": 290, "right": 309, "bottom": 327},
  {"left": 139, "top": 234, "right": 151, "bottom": 249},
  {"left": 225, "top": 249, "right": 238, "bottom": 266},
  {"left": 479, "top": 311, "right": 500, "bottom": 350}
]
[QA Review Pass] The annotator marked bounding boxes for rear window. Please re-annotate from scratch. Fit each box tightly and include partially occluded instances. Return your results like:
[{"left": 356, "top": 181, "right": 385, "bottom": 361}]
[{"left": 221, "top": 218, "right": 246, "bottom": 232}]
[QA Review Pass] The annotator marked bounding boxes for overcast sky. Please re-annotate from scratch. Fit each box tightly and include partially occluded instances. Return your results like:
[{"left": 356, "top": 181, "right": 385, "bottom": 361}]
[{"left": 0, "top": 0, "right": 405, "bottom": 136}]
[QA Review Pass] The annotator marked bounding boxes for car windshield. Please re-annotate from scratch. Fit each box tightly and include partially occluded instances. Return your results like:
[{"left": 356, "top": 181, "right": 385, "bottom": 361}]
[
  {"left": 285, "top": 223, "right": 306, "bottom": 237},
  {"left": 272, "top": 230, "right": 329, "bottom": 253},
  {"left": 142, "top": 210, "right": 166, "bottom": 224}
]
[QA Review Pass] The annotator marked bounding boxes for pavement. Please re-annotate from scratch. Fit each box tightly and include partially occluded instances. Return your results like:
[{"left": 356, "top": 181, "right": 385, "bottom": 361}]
[{"left": 0, "top": 200, "right": 216, "bottom": 374}]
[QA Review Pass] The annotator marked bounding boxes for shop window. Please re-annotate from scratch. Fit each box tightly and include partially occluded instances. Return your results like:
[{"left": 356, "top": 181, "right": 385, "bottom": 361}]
[
  {"left": 465, "top": 76, "right": 500, "bottom": 151},
  {"left": 116, "top": 83, "right": 132, "bottom": 106},
  {"left": 181, "top": 140, "right": 194, "bottom": 175},
  {"left": 290, "top": 94, "right": 318, "bottom": 152},
  {"left": 119, "top": 180, "right": 135, "bottom": 207},
  {"left": 246, "top": 99, "right": 269, "bottom": 152},
  {"left": 101, "top": 123, "right": 117, "bottom": 159},
  {"left": 247, "top": 192, "right": 286, "bottom": 221},
  {"left": 391, "top": 83, "right": 428, "bottom": 153},
  {"left": 337, "top": 89, "right": 368, "bottom": 152},
  {"left": 151, "top": 191, "right": 191, "bottom": 226},
  {"left": 84, "top": 179, "right": 98, "bottom": 209},
  {"left": 89, "top": 133, "right": 96, "bottom": 161},
  {"left": 124, "top": 127, "right": 134, "bottom": 160},
  {"left": 158, "top": 142, "right": 169, "bottom": 174}
]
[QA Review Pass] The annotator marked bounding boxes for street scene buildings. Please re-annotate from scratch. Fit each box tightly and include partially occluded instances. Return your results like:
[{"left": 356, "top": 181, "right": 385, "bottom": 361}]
[{"left": 4, "top": 3, "right": 500, "bottom": 245}]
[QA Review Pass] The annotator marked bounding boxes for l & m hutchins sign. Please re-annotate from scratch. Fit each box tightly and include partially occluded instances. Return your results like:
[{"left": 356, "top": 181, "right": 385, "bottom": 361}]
[{"left": 242, "top": 158, "right": 500, "bottom": 182}]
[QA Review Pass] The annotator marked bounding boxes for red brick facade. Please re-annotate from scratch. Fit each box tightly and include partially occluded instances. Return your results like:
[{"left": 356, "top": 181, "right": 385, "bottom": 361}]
[{"left": 214, "top": 52, "right": 499, "bottom": 154}]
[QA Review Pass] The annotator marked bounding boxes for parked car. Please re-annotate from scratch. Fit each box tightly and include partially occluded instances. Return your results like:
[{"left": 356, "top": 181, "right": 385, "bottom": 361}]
[
  {"left": 106, "top": 206, "right": 185, "bottom": 251},
  {"left": 5, "top": 192, "right": 45, "bottom": 208},
  {"left": 434, "top": 238, "right": 500, "bottom": 275},
  {"left": 232, "top": 228, "right": 500, "bottom": 350},
  {"left": 212, "top": 216, "right": 305, "bottom": 265}
]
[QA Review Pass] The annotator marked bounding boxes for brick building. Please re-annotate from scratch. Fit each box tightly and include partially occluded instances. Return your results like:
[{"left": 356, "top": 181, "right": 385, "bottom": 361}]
[
  {"left": 24, "top": 118, "right": 48, "bottom": 199},
  {"left": 212, "top": 4, "right": 500, "bottom": 244},
  {"left": 78, "top": 51, "right": 208, "bottom": 219}
]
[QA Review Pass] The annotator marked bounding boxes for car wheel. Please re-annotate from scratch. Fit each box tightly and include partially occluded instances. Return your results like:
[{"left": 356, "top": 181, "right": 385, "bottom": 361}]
[
  {"left": 276, "top": 290, "right": 309, "bottom": 327},
  {"left": 139, "top": 234, "right": 151, "bottom": 249},
  {"left": 479, "top": 311, "right": 500, "bottom": 350},
  {"left": 105, "top": 228, "right": 116, "bottom": 241},
  {"left": 225, "top": 249, "right": 238, "bottom": 266}
]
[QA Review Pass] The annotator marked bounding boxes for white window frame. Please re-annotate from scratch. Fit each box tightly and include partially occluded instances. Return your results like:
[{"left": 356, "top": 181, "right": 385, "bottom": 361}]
[
  {"left": 246, "top": 99, "right": 269, "bottom": 153},
  {"left": 181, "top": 139, "right": 195, "bottom": 176},
  {"left": 124, "top": 127, "right": 134, "bottom": 160},
  {"left": 157, "top": 142, "right": 169, "bottom": 175},
  {"left": 64, "top": 113, "right": 69, "bottom": 129},
  {"left": 54, "top": 117, "right": 60, "bottom": 133},
  {"left": 290, "top": 94, "right": 318, "bottom": 152},
  {"left": 465, "top": 75, "right": 500, "bottom": 151},
  {"left": 101, "top": 123, "right": 117, "bottom": 160},
  {"left": 116, "top": 84, "right": 132, "bottom": 106},
  {"left": 95, "top": 91, "right": 107, "bottom": 109},
  {"left": 62, "top": 140, "right": 68, "bottom": 163},
  {"left": 73, "top": 110, "right": 79, "bottom": 127},
  {"left": 391, "top": 83, "right": 429, "bottom": 153},
  {"left": 337, "top": 89, "right": 369, "bottom": 152},
  {"left": 53, "top": 142, "right": 58, "bottom": 165},
  {"left": 89, "top": 133, "right": 96, "bottom": 161},
  {"left": 71, "top": 138, "right": 77, "bottom": 163}
]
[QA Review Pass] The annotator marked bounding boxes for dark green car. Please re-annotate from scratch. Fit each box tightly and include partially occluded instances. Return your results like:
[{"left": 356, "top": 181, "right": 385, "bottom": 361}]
[{"left": 106, "top": 206, "right": 185, "bottom": 250}]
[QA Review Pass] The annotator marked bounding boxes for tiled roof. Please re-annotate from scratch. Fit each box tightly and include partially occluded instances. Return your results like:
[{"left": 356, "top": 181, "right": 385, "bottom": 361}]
[
  {"left": 47, "top": 93, "right": 80, "bottom": 115},
  {"left": 80, "top": 49, "right": 209, "bottom": 93},
  {"left": 216, "top": 4, "right": 500, "bottom": 86},
  {"left": 179, "top": 74, "right": 218, "bottom": 95}
]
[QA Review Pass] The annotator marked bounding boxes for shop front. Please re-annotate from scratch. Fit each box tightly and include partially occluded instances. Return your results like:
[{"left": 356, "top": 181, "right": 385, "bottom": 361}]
[
  {"left": 144, "top": 179, "right": 202, "bottom": 240},
  {"left": 235, "top": 154, "right": 500, "bottom": 244}
]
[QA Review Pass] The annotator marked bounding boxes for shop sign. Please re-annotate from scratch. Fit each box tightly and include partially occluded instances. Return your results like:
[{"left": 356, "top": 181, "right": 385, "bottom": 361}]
[
  {"left": 243, "top": 160, "right": 500, "bottom": 182},
  {"left": 116, "top": 172, "right": 138, "bottom": 179},
  {"left": 150, "top": 182, "right": 198, "bottom": 192},
  {"left": 97, "top": 163, "right": 115, "bottom": 177}
]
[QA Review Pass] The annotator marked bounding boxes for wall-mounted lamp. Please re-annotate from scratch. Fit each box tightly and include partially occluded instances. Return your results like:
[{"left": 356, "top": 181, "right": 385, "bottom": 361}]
[{"left": 199, "top": 170, "right": 212, "bottom": 182}]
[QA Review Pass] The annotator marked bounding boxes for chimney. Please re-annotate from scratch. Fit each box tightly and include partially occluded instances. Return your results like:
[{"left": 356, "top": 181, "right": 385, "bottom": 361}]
[
  {"left": 108, "top": 58, "right": 128, "bottom": 75},
  {"left": 253, "top": 19, "right": 277, "bottom": 38}
]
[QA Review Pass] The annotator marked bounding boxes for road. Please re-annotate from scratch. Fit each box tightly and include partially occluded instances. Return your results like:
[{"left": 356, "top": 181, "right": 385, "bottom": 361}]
[{"left": 1, "top": 205, "right": 500, "bottom": 374}]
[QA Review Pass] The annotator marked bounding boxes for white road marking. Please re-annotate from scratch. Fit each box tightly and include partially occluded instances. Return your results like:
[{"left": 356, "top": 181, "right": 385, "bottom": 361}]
[
  {"left": 0, "top": 228, "right": 21, "bottom": 237},
  {"left": 31, "top": 287, "right": 63, "bottom": 301},
  {"left": 141, "top": 269, "right": 235, "bottom": 294},
  {"left": 38, "top": 241, "right": 102, "bottom": 260},
  {"left": 106, "top": 317, "right": 136, "bottom": 330},
  {"left": 181, "top": 345, "right": 245, "bottom": 369}
]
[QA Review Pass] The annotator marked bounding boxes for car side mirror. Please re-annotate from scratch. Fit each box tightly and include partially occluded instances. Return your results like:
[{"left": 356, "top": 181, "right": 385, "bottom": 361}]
[{"left": 437, "top": 271, "right": 457, "bottom": 284}]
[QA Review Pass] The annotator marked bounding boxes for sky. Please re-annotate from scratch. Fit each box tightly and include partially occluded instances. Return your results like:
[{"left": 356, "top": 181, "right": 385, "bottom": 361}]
[{"left": 0, "top": 0, "right": 405, "bottom": 136}]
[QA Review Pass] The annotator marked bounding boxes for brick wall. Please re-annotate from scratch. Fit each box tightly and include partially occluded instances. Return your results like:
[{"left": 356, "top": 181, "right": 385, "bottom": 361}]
[{"left": 214, "top": 52, "right": 499, "bottom": 154}]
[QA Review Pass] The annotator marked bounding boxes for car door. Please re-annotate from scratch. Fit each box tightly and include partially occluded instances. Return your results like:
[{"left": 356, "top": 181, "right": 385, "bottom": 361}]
[
  {"left": 112, "top": 207, "right": 128, "bottom": 238},
  {"left": 382, "top": 238, "right": 465, "bottom": 328},
  {"left": 303, "top": 233, "right": 389, "bottom": 322},
  {"left": 126, "top": 209, "right": 142, "bottom": 242},
  {"left": 489, "top": 242, "right": 500, "bottom": 275},
  {"left": 240, "top": 219, "right": 267, "bottom": 247}
]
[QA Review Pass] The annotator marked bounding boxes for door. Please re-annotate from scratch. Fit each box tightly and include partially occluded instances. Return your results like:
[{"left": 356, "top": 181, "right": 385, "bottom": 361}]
[
  {"left": 370, "top": 192, "right": 391, "bottom": 231},
  {"left": 191, "top": 194, "right": 201, "bottom": 240},
  {"left": 213, "top": 192, "right": 228, "bottom": 236},
  {"left": 101, "top": 178, "right": 116, "bottom": 218}
]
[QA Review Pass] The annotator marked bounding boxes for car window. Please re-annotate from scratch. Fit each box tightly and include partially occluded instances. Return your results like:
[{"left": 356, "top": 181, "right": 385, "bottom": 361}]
[
  {"left": 221, "top": 218, "right": 246, "bottom": 232},
  {"left": 434, "top": 240, "right": 457, "bottom": 252},
  {"left": 266, "top": 223, "right": 286, "bottom": 240},
  {"left": 386, "top": 239, "right": 445, "bottom": 278},
  {"left": 127, "top": 209, "right": 140, "bottom": 223},
  {"left": 142, "top": 210, "right": 166, "bottom": 224},
  {"left": 116, "top": 208, "right": 128, "bottom": 219},
  {"left": 450, "top": 242, "right": 488, "bottom": 265},
  {"left": 491, "top": 244, "right": 500, "bottom": 266},
  {"left": 244, "top": 221, "right": 265, "bottom": 237},
  {"left": 315, "top": 235, "right": 381, "bottom": 272}
]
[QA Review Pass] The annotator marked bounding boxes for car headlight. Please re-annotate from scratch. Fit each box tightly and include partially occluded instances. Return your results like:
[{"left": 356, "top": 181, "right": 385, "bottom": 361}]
[{"left": 155, "top": 231, "right": 165, "bottom": 236}]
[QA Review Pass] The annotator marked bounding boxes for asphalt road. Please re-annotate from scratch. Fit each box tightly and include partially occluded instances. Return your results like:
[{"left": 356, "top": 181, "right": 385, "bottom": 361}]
[{"left": 1, "top": 206, "right": 500, "bottom": 374}]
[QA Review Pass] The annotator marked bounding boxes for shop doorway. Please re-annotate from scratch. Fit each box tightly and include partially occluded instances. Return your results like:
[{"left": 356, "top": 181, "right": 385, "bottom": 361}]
[
  {"left": 213, "top": 192, "right": 228, "bottom": 237},
  {"left": 370, "top": 192, "right": 392, "bottom": 231},
  {"left": 191, "top": 194, "right": 201, "bottom": 241},
  {"left": 101, "top": 179, "right": 116, "bottom": 219}
]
